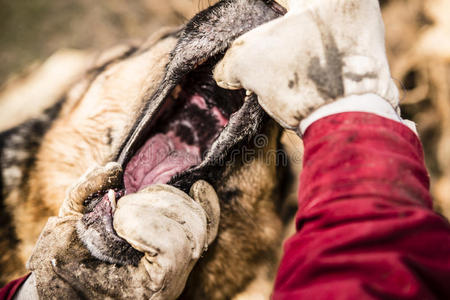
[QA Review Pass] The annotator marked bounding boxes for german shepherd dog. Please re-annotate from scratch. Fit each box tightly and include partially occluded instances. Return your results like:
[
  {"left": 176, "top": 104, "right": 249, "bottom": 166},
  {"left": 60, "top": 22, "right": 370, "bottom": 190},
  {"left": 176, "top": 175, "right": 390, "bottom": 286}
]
[{"left": 0, "top": 0, "right": 295, "bottom": 298}]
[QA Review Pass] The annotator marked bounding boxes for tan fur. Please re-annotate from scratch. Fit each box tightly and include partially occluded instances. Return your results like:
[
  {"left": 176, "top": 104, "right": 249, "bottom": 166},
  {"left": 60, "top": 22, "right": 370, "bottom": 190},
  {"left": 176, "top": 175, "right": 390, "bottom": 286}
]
[{"left": 0, "top": 50, "right": 94, "bottom": 132}]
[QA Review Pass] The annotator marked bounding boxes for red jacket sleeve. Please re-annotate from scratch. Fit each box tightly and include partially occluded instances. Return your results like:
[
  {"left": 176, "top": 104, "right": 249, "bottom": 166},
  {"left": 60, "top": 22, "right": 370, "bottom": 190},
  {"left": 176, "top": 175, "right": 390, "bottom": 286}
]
[
  {"left": 273, "top": 112, "right": 450, "bottom": 299},
  {"left": 0, "top": 275, "right": 30, "bottom": 300}
]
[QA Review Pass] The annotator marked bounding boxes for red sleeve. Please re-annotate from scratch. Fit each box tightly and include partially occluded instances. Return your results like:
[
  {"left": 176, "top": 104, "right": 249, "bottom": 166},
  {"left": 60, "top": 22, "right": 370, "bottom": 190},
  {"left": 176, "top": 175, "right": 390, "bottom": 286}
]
[
  {"left": 0, "top": 274, "right": 30, "bottom": 300},
  {"left": 273, "top": 112, "right": 450, "bottom": 299}
]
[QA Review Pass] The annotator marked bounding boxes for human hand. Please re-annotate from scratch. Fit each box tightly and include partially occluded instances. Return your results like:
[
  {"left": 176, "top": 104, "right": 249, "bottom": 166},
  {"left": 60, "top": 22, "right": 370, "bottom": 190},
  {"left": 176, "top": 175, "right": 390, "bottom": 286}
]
[
  {"left": 27, "top": 163, "right": 219, "bottom": 299},
  {"left": 214, "top": 0, "right": 399, "bottom": 130}
]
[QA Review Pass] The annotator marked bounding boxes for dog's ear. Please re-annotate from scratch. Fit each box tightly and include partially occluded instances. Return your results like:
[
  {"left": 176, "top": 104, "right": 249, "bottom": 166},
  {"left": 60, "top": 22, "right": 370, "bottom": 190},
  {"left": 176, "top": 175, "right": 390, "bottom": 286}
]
[{"left": 0, "top": 99, "right": 64, "bottom": 200}]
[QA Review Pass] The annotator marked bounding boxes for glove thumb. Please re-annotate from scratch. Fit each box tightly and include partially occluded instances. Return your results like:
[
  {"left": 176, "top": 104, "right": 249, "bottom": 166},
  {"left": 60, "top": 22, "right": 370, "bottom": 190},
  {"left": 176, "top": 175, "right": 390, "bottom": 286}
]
[{"left": 190, "top": 180, "right": 221, "bottom": 246}]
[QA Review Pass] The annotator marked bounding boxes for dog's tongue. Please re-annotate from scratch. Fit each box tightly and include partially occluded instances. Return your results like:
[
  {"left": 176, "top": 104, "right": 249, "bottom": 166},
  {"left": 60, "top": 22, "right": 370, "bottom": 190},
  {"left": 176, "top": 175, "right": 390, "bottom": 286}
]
[
  {"left": 123, "top": 90, "right": 231, "bottom": 194},
  {"left": 124, "top": 132, "right": 201, "bottom": 194}
]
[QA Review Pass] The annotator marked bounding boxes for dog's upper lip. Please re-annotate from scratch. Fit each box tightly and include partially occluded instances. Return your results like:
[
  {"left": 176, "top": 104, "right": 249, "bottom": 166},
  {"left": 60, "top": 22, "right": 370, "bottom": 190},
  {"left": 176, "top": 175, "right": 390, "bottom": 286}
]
[{"left": 116, "top": 0, "right": 284, "bottom": 171}]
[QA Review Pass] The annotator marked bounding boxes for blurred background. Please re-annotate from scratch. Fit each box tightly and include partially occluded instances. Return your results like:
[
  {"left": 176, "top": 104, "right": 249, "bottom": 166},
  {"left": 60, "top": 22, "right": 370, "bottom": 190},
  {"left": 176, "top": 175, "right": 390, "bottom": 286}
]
[
  {"left": 0, "top": 0, "right": 449, "bottom": 218},
  {"left": 0, "top": 0, "right": 201, "bottom": 83}
]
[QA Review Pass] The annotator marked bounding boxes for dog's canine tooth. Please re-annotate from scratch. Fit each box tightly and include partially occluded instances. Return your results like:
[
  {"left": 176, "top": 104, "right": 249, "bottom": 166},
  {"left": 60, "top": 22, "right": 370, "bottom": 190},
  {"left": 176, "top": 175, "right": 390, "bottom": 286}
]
[
  {"left": 108, "top": 189, "right": 116, "bottom": 213},
  {"left": 245, "top": 90, "right": 255, "bottom": 101},
  {"left": 172, "top": 85, "right": 183, "bottom": 100}
]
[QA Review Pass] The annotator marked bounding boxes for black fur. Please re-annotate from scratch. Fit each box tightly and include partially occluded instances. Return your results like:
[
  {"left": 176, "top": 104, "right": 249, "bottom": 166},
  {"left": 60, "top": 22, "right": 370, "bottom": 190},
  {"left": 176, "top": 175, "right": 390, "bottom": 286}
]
[
  {"left": 0, "top": 99, "right": 64, "bottom": 199},
  {"left": 0, "top": 98, "right": 64, "bottom": 285}
]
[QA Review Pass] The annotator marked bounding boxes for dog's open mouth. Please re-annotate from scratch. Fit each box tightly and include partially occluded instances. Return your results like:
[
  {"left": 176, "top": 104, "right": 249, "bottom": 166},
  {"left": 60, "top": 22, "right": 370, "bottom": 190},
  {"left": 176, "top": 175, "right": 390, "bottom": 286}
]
[
  {"left": 123, "top": 60, "right": 245, "bottom": 194},
  {"left": 78, "top": 0, "right": 285, "bottom": 265}
]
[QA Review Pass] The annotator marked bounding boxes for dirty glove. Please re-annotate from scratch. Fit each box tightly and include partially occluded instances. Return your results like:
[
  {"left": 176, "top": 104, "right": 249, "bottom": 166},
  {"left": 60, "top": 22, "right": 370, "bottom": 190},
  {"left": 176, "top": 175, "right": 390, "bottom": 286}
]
[
  {"left": 214, "top": 0, "right": 400, "bottom": 130},
  {"left": 26, "top": 162, "right": 220, "bottom": 299}
]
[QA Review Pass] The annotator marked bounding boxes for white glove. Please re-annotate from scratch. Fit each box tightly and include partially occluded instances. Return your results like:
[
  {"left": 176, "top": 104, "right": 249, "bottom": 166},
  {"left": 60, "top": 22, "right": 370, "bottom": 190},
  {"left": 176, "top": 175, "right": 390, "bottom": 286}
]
[
  {"left": 214, "top": 0, "right": 400, "bottom": 130},
  {"left": 113, "top": 182, "right": 220, "bottom": 299},
  {"left": 27, "top": 163, "right": 220, "bottom": 299}
]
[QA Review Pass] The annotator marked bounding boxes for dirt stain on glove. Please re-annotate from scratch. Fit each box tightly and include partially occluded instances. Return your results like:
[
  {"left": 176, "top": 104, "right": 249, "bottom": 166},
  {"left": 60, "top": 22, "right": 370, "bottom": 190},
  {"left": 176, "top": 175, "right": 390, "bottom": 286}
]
[{"left": 307, "top": 15, "right": 344, "bottom": 100}]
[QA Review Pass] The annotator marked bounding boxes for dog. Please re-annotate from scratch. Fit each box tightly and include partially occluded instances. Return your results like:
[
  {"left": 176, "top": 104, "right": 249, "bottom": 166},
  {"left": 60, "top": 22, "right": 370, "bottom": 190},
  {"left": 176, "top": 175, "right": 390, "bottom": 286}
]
[{"left": 0, "top": 0, "right": 299, "bottom": 298}]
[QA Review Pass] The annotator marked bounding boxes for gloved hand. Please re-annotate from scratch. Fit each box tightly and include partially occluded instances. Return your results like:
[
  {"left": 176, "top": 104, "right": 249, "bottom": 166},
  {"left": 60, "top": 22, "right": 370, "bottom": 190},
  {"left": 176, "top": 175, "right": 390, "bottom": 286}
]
[
  {"left": 27, "top": 162, "right": 220, "bottom": 299},
  {"left": 214, "top": 0, "right": 399, "bottom": 130}
]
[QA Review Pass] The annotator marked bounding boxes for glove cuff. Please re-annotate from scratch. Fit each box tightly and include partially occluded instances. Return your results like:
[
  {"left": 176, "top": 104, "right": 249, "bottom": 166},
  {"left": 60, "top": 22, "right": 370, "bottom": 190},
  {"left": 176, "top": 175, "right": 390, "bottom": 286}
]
[{"left": 299, "top": 93, "right": 417, "bottom": 135}]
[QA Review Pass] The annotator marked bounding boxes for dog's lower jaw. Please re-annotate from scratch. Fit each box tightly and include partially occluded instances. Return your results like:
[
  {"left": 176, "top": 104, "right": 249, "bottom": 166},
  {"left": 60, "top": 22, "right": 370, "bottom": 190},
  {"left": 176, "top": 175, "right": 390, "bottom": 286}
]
[{"left": 77, "top": 194, "right": 143, "bottom": 265}]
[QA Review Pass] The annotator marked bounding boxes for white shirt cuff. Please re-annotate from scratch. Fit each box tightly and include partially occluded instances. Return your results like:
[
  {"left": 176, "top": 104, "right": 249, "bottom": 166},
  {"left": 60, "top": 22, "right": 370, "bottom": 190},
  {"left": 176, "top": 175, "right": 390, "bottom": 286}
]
[{"left": 299, "top": 93, "right": 418, "bottom": 135}]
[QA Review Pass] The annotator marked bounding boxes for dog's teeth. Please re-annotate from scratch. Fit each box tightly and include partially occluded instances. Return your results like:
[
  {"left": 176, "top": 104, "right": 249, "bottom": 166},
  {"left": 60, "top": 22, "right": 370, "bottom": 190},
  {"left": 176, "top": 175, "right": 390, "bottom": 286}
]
[
  {"left": 108, "top": 189, "right": 116, "bottom": 213},
  {"left": 245, "top": 90, "right": 255, "bottom": 101}
]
